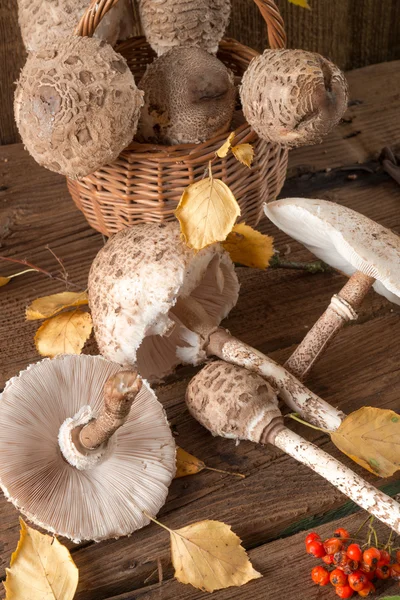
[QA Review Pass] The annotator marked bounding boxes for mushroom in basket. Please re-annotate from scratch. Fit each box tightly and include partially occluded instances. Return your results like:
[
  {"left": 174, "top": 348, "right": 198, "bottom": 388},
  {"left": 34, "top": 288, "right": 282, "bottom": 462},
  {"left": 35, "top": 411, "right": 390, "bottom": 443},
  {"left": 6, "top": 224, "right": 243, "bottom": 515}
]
[{"left": 0, "top": 355, "right": 175, "bottom": 542}]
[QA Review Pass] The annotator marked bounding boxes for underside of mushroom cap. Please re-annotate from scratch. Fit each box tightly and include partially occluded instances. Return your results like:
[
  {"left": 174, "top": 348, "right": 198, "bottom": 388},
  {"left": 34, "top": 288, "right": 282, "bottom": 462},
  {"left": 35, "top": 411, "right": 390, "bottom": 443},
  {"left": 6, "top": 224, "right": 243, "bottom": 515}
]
[
  {"left": 138, "top": 0, "right": 231, "bottom": 56},
  {"left": 264, "top": 198, "right": 400, "bottom": 305},
  {"left": 18, "top": 0, "right": 135, "bottom": 53},
  {"left": 0, "top": 355, "right": 176, "bottom": 543},
  {"left": 89, "top": 222, "right": 239, "bottom": 381}
]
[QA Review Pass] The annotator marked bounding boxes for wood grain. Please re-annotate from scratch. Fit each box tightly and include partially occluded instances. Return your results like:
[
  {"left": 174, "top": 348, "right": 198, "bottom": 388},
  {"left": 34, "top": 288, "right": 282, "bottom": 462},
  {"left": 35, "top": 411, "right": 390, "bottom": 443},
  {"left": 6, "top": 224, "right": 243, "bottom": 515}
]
[{"left": 0, "top": 62, "right": 400, "bottom": 600}]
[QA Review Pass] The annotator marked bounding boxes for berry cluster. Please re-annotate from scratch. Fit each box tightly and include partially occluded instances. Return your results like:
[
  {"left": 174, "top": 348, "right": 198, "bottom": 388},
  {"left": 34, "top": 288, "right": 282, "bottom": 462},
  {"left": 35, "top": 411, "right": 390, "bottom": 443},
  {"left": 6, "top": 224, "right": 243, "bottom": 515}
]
[{"left": 306, "top": 527, "right": 400, "bottom": 597}]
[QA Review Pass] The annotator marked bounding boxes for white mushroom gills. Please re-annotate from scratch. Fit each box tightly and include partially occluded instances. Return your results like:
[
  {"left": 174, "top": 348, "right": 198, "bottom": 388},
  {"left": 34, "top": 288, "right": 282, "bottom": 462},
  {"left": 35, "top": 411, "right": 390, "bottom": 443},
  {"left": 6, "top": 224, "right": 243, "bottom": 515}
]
[
  {"left": 186, "top": 361, "right": 400, "bottom": 534},
  {"left": 264, "top": 198, "right": 400, "bottom": 382}
]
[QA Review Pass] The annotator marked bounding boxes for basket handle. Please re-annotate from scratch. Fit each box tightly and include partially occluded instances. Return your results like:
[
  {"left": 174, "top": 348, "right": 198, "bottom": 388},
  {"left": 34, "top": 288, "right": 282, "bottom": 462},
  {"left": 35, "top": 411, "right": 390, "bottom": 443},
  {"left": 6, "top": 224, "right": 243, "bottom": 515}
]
[
  {"left": 253, "top": 0, "right": 286, "bottom": 49},
  {"left": 75, "top": 0, "right": 286, "bottom": 49},
  {"left": 75, "top": 0, "right": 121, "bottom": 37}
]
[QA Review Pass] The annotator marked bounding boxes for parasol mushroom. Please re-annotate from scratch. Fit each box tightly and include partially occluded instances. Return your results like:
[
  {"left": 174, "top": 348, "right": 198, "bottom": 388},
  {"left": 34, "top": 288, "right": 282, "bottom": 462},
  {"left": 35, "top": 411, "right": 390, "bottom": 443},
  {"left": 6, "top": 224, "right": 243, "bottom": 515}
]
[
  {"left": 89, "top": 222, "right": 344, "bottom": 431},
  {"left": 186, "top": 361, "right": 400, "bottom": 534},
  {"left": 0, "top": 354, "right": 176, "bottom": 542},
  {"left": 264, "top": 198, "right": 400, "bottom": 381}
]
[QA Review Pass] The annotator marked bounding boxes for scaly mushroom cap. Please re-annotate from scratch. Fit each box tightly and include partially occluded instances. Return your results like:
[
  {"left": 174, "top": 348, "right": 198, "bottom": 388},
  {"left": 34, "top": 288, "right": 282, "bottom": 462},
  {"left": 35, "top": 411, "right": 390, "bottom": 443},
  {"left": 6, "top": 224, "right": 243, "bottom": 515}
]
[
  {"left": 138, "top": 0, "right": 231, "bottom": 56},
  {"left": 17, "top": 0, "right": 135, "bottom": 53},
  {"left": 186, "top": 361, "right": 281, "bottom": 442},
  {"left": 137, "top": 47, "right": 236, "bottom": 145},
  {"left": 0, "top": 355, "right": 176, "bottom": 543},
  {"left": 88, "top": 222, "right": 239, "bottom": 381},
  {"left": 264, "top": 198, "right": 400, "bottom": 305},
  {"left": 240, "top": 49, "right": 348, "bottom": 148},
  {"left": 14, "top": 35, "right": 144, "bottom": 179}
]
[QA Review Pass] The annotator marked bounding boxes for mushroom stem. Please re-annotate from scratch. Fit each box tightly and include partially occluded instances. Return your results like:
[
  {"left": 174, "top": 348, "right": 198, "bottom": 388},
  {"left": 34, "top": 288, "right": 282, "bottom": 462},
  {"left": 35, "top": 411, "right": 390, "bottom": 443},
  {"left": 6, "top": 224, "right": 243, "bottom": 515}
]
[
  {"left": 207, "top": 328, "right": 345, "bottom": 431},
  {"left": 284, "top": 271, "right": 375, "bottom": 381},
  {"left": 79, "top": 371, "right": 142, "bottom": 450},
  {"left": 265, "top": 427, "right": 400, "bottom": 534}
]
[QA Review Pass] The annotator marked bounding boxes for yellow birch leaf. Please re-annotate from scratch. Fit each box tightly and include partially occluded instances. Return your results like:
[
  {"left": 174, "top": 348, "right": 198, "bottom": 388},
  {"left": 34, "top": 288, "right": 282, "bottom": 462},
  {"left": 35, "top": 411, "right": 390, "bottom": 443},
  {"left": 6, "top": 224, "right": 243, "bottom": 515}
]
[
  {"left": 288, "top": 0, "right": 311, "bottom": 9},
  {"left": 216, "top": 132, "right": 235, "bottom": 158},
  {"left": 170, "top": 520, "right": 262, "bottom": 592},
  {"left": 232, "top": 143, "right": 254, "bottom": 168},
  {"left": 35, "top": 310, "right": 93, "bottom": 358},
  {"left": 0, "top": 276, "right": 10, "bottom": 287},
  {"left": 26, "top": 290, "right": 88, "bottom": 320},
  {"left": 175, "top": 176, "right": 241, "bottom": 250},
  {"left": 4, "top": 518, "right": 78, "bottom": 600},
  {"left": 223, "top": 223, "right": 274, "bottom": 269},
  {"left": 331, "top": 407, "right": 400, "bottom": 477},
  {"left": 175, "top": 447, "right": 206, "bottom": 477}
]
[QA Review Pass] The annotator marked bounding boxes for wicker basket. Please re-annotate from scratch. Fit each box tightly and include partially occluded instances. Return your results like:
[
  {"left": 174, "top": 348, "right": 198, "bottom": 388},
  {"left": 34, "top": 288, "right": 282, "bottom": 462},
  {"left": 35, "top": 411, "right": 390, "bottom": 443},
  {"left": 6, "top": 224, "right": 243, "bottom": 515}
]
[{"left": 67, "top": 0, "right": 289, "bottom": 236}]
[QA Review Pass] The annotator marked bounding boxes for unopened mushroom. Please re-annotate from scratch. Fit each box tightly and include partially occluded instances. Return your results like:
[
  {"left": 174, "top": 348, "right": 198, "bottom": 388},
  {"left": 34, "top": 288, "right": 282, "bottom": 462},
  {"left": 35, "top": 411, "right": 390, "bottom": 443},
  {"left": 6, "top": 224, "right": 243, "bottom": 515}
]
[
  {"left": 137, "top": 47, "right": 236, "bottom": 145},
  {"left": 89, "top": 222, "right": 345, "bottom": 431},
  {"left": 0, "top": 355, "right": 175, "bottom": 542},
  {"left": 138, "top": 0, "right": 231, "bottom": 56},
  {"left": 14, "top": 35, "right": 144, "bottom": 179},
  {"left": 264, "top": 198, "right": 400, "bottom": 381},
  {"left": 240, "top": 49, "right": 348, "bottom": 148},
  {"left": 18, "top": 0, "right": 135, "bottom": 53},
  {"left": 186, "top": 361, "right": 400, "bottom": 533}
]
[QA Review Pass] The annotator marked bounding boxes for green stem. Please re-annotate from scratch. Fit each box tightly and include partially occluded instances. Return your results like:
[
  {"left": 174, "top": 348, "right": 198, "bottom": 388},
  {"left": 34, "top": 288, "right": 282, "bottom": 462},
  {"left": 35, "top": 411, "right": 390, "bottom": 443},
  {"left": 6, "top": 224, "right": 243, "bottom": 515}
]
[
  {"left": 285, "top": 412, "right": 332, "bottom": 435},
  {"left": 269, "top": 254, "right": 332, "bottom": 274}
]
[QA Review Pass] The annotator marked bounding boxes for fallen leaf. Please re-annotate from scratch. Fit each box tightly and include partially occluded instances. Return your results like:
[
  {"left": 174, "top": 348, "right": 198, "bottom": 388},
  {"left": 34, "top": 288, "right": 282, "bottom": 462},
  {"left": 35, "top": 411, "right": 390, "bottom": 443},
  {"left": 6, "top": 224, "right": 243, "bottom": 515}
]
[
  {"left": 331, "top": 407, "right": 400, "bottom": 477},
  {"left": 170, "top": 520, "right": 261, "bottom": 591},
  {"left": 380, "top": 597, "right": 400, "bottom": 600},
  {"left": 288, "top": 0, "right": 311, "bottom": 9},
  {"left": 175, "top": 447, "right": 245, "bottom": 479},
  {"left": 4, "top": 518, "right": 78, "bottom": 600},
  {"left": 0, "top": 276, "right": 10, "bottom": 287},
  {"left": 232, "top": 144, "right": 254, "bottom": 168},
  {"left": 35, "top": 310, "right": 93, "bottom": 358},
  {"left": 175, "top": 174, "right": 240, "bottom": 250},
  {"left": 26, "top": 290, "right": 88, "bottom": 320},
  {"left": 216, "top": 132, "right": 235, "bottom": 158},
  {"left": 223, "top": 223, "right": 274, "bottom": 269}
]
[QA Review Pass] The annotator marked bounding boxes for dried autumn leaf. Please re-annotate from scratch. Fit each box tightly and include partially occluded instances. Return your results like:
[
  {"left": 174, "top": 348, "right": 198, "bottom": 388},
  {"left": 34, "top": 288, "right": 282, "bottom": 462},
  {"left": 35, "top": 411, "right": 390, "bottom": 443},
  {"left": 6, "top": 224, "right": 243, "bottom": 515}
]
[
  {"left": 216, "top": 132, "right": 235, "bottom": 158},
  {"left": 288, "top": 0, "right": 311, "bottom": 9},
  {"left": 232, "top": 143, "right": 254, "bottom": 168},
  {"left": 35, "top": 310, "right": 93, "bottom": 358},
  {"left": 4, "top": 518, "right": 78, "bottom": 600},
  {"left": 170, "top": 520, "right": 262, "bottom": 592},
  {"left": 175, "top": 447, "right": 245, "bottom": 479},
  {"left": 223, "top": 223, "right": 274, "bottom": 269},
  {"left": 331, "top": 407, "right": 400, "bottom": 477},
  {"left": 175, "top": 175, "right": 240, "bottom": 250},
  {"left": 0, "top": 276, "right": 10, "bottom": 287},
  {"left": 26, "top": 290, "right": 88, "bottom": 320}
]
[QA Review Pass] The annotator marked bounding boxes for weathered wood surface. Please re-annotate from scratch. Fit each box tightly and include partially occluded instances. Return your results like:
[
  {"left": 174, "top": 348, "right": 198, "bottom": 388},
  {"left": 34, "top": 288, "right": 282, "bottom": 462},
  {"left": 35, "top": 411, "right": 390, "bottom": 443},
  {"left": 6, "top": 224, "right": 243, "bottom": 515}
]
[
  {"left": 0, "top": 62, "right": 400, "bottom": 599},
  {"left": 1, "top": 0, "right": 400, "bottom": 144}
]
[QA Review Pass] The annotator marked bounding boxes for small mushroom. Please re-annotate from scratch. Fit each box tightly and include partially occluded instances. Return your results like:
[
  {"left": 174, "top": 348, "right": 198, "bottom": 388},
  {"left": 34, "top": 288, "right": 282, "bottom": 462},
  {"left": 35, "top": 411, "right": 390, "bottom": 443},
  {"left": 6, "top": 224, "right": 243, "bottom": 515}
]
[
  {"left": 138, "top": 0, "right": 231, "bottom": 56},
  {"left": 240, "top": 49, "right": 348, "bottom": 148},
  {"left": 264, "top": 198, "right": 400, "bottom": 380},
  {"left": 89, "top": 222, "right": 344, "bottom": 431},
  {"left": 186, "top": 361, "right": 400, "bottom": 533},
  {"left": 17, "top": 0, "right": 135, "bottom": 53},
  {"left": 137, "top": 47, "right": 236, "bottom": 145},
  {"left": 14, "top": 35, "right": 144, "bottom": 179},
  {"left": 0, "top": 355, "right": 175, "bottom": 542}
]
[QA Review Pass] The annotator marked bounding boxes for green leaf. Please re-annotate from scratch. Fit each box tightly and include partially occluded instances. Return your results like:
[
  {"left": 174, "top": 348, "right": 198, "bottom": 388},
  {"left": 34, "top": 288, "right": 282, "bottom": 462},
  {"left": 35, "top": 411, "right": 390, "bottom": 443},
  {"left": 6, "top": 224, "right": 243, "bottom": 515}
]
[{"left": 380, "top": 597, "right": 400, "bottom": 600}]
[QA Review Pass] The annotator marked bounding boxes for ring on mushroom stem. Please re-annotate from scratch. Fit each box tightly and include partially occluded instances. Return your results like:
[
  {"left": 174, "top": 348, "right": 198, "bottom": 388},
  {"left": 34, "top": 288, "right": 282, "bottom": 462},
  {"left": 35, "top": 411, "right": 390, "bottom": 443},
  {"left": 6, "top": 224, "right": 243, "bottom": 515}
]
[
  {"left": 186, "top": 361, "right": 400, "bottom": 534},
  {"left": 0, "top": 355, "right": 176, "bottom": 542},
  {"left": 264, "top": 198, "right": 400, "bottom": 381},
  {"left": 88, "top": 222, "right": 344, "bottom": 431}
]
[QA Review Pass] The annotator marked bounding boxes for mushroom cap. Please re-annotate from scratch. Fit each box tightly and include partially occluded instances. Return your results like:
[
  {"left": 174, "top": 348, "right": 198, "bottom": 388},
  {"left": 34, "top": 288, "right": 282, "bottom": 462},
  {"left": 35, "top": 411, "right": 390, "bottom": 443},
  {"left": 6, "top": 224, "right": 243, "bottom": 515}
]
[
  {"left": 137, "top": 47, "right": 236, "bottom": 145},
  {"left": 240, "top": 49, "right": 348, "bottom": 148},
  {"left": 17, "top": 0, "right": 135, "bottom": 53},
  {"left": 186, "top": 360, "right": 281, "bottom": 442},
  {"left": 138, "top": 0, "right": 231, "bottom": 56},
  {"left": 88, "top": 222, "right": 239, "bottom": 381},
  {"left": 264, "top": 197, "right": 400, "bottom": 305},
  {"left": 14, "top": 35, "right": 144, "bottom": 179},
  {"left": 0, "top": 355, "right": 176, "bottom": 543}
]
